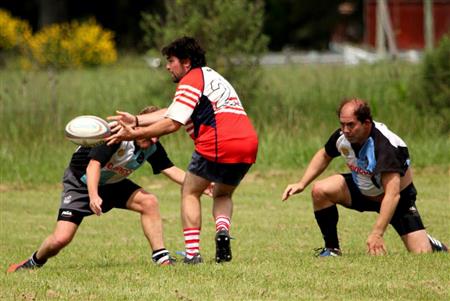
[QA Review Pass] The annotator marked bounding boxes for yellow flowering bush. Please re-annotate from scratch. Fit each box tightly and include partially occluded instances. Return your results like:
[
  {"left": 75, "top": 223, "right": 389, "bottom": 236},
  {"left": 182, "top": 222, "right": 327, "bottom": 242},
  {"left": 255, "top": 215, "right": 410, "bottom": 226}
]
[
  {"left": 27, "top": 19, "right": 117, "bottom": 68},
  {"left": 0, "top": 9, "right": 32, "bottom": 50},
  {"left": 0, "top": 10, "right": 117, "bottom": 69}
]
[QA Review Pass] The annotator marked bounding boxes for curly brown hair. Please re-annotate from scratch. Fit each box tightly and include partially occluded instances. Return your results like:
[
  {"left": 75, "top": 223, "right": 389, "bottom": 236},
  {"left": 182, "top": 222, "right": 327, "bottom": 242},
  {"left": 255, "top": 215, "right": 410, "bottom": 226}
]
[
  {"left": 139, "top": 106, "right": 160, "bottom": 115},
  {"left": 162, "top": 36, "right": 206, "bottom": 68}
]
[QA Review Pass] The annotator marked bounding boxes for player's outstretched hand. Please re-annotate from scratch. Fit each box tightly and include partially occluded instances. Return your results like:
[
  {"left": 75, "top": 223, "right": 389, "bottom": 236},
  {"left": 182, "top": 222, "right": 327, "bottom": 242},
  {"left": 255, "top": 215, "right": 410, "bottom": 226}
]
[
  {"left": 107, "top": 111, "right": 136, "bottom": 128},
  {"left": 203, "top": 182, "right": 215, "bottom": 197},
  {"left": 366, "top": 233, "right": 387, "bottom": 256},
  {"left": 105, "top": 121, "right": 137, "bottom": 145},
  {"left": 89, "top": 195, "right": 103, "bottom": 216},
  {"left": 282, "top": 183, "right": 305, "bottom": 201}
]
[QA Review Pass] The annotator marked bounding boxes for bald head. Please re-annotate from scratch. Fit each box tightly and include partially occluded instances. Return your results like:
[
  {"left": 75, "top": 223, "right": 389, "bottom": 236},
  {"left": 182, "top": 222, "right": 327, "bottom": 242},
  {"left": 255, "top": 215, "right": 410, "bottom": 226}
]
[
  {"left": 337, "top": 98, "right": 373, "bottom": 144},
  {"left": 337, "top": 98, "right": 373, "bottom": 123}
]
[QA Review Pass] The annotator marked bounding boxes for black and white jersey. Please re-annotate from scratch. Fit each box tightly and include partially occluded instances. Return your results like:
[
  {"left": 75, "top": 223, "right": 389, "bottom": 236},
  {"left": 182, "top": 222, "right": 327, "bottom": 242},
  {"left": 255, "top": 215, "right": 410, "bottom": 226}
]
[
  {"left": 324, "top": 121, "right": 410, "bottom": 196},
  {"left": 68, "top": 141, "right": 173, "bottom": 185}
]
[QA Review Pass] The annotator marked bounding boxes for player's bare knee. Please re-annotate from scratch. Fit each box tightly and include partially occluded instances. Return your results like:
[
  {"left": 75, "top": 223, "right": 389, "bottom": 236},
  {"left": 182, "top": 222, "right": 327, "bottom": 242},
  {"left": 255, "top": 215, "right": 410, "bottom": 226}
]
[
  {"left": 406, "top": 242, "right": 432, "bottom": 254},
  {"left": 311, "top": 182, "right": 327, "bottom": 202},
  {"left": 50, "top": 234, "right": 72, "bottom": 249},
  {"left": 400, "top": 229, "right": 432, "bottom": 253},
  {"left": 140, "top": 194, "right": 159, "bottom": 213},
  {"left": 410, "top": 247, "right": 432, "bottom": 254},
  {"left": 128, "top": 192, "right": 159, "bottom": 213}
]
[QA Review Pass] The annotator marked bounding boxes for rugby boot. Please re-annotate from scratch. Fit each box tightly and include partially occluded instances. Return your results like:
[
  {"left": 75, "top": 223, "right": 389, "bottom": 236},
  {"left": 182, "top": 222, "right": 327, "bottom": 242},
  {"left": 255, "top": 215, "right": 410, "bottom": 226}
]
[
  {"left": 7, "top": 253, "right": 45, "bottom": 273},
  {"left": 215, "top": 229, "right": 232, "bottom": 263},
  {"left": 315, "top": 247, "right": 342, "bottom": 257},
  {"left": 427, "top": 234, "right": 448, "bottom": 252},
  {"left": 183, "top": 254, "right": 203, "bottom": 264},
  {"left": 159, "top": 256, "right": 177, "bottom": 266}
]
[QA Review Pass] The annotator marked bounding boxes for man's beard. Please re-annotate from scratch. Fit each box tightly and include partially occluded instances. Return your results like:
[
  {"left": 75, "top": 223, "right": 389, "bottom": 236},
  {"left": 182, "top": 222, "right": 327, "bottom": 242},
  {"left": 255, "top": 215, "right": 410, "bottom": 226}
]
[{"left": 172, "top": 74, "right": 180, "bottom": 83}]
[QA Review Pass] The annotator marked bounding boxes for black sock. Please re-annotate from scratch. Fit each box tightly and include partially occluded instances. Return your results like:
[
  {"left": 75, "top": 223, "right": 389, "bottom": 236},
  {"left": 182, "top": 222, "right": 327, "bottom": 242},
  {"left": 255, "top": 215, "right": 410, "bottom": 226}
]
[
  {"left": 314, "top": 205, "right": 340, "bottom": 249},
  {"left": 152, "top": 248, "right": 170, "bottom": 264},
  {"left": 32, "top": 251, "right": 47, "bottom": 265}
]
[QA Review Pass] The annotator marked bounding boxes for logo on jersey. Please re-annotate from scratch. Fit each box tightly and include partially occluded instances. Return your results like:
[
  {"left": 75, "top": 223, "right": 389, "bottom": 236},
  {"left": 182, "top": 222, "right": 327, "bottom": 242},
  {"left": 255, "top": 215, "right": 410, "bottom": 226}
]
[
  {"left": 105, "top": 162, "right": 133, "bottom": 177},
  {"left": 117, "top": 149, "right": 125, "bottom": 157},
  {"left": 347, "top": 163, "right": 373, "bottom": 175},
  {"left": 341, "top": 147, "right": 350, "bottom": 156}
]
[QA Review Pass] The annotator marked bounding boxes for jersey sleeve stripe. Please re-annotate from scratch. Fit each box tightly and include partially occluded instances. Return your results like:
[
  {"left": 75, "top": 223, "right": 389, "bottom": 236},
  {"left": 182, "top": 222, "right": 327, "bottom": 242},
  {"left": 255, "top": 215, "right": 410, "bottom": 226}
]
[
  {"left": 174, "top": 98, "right": 196, "bottom": 109},
  {"left": 175, "top": 93, "right": 198, "bottom": 105},
  {"left": 175, "top": 90, "right": 200, "bottom": 100},
  {"left": 177, "top": 84, "right": 201, "bottom": 97},
  {"left": 216, "top": 108, "right": 247, "bottom": 115},
  {"left": 221, "top": 106, "right": 244, "bottom": 111}
]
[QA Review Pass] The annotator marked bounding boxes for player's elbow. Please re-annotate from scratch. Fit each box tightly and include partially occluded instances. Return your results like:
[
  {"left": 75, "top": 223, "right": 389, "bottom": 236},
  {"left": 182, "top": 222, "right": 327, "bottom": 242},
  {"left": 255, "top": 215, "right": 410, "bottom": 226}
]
[{"left": 165, "top": 119, "right": 182, "bottom": 133}]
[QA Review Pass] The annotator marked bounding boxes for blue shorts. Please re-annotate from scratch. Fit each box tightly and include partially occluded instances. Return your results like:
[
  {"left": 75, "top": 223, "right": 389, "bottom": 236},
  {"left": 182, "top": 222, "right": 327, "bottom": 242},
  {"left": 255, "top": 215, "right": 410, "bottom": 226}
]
[
  {"left": 343, "top": 173, "right": 425, "bottom": 236},
  {"left": 187, "top": 151, "right": 252, "bottom": 186}
]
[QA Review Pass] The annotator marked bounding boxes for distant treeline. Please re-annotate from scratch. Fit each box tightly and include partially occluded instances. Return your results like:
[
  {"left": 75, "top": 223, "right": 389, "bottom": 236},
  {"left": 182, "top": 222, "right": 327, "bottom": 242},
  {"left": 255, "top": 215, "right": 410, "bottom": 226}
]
[{"left": 1, "top": 0, "right": 361, "bottom": 51}]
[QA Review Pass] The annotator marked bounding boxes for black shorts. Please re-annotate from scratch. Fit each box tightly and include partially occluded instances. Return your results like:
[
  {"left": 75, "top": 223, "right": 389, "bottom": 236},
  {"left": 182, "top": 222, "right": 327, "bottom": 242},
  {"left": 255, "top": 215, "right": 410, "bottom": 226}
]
[
  {"left": 187, "top": 151, "right": 252, "bottom": 186},
  {"left": 343, "top": 173, "right": 425, "bottom": 236},
  {"left": 57, "top": 168, "right": 141, "bottom": 225}
]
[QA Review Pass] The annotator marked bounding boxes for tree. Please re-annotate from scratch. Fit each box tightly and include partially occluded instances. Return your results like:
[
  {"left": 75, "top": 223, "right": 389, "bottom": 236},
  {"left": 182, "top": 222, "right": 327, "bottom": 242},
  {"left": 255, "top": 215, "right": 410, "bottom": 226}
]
[
  {"left": 140, "top": 0, "right": 269, "bottom": 101},
  {"left": 409, "top": 34, "right": 450, "bottom": 133},
  {"left": 263, "top": 0, "right": 342, "bottom": 50},
  {"left": 37, "top": 0, "right": 68, "bottom": 28}
]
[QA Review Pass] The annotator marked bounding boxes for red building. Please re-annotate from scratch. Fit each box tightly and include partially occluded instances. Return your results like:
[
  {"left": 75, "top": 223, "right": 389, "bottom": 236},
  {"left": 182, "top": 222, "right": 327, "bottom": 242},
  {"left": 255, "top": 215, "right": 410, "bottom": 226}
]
[{"left": 365, "top": 0, "right": 450, "bottom": 50}]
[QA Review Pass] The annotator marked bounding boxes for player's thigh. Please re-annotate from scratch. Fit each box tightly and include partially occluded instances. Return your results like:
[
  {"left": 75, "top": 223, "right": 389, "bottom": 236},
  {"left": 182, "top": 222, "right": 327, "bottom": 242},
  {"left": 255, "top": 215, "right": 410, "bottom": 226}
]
[
  {"left": 312, "top": 174, "right": 352, "bottom": 207},
  {"left": 213, "top": 182, "right": 237, "bottom": 199},
  {"left": 182, "top": 171, "right": 211, "bottom": 197}
]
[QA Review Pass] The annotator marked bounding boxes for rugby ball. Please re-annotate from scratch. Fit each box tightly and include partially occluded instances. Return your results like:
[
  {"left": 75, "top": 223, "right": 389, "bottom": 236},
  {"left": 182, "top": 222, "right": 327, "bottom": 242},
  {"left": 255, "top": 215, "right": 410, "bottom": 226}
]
[{"left": 65, "top": 115, "right": 111, "bottom": 147}]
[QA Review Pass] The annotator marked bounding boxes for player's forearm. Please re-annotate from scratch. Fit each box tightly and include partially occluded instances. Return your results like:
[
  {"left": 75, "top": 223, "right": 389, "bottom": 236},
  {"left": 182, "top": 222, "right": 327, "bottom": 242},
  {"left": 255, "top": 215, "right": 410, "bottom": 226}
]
[
  {"left": 135, "top": 118, "right": 180, "bottom": 139},
  {"left": 136, "top": 109, "right": 168, "bottom": 126},
  {"left": 371, "top": 193, "right": 399, "bottom": 236},
  {"left": 371, "top": 173, "right": 401, "bottom": 236},
  {"left": 298, "top": 148, "right": 331, "bottom": 187},
  {"left": 86, "top": 161, "right": 101, "bottom": 198}
]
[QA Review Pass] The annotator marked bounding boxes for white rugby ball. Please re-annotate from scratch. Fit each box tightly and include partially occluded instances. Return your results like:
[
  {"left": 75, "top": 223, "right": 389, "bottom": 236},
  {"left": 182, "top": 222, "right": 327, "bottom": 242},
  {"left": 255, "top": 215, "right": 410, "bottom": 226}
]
[{"left": 65, "top": 115, "right": 111, "bottom": 147}]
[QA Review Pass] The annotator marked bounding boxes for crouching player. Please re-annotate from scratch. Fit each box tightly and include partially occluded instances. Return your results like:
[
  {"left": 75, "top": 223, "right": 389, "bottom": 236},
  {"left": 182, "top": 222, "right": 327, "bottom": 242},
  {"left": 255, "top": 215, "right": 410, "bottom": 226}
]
[
  {"left": 282, "top": 99, "right": 447, "bottom": 256},
  {"left": 8, "top": 106, "right": 208, "bottom": 272}
]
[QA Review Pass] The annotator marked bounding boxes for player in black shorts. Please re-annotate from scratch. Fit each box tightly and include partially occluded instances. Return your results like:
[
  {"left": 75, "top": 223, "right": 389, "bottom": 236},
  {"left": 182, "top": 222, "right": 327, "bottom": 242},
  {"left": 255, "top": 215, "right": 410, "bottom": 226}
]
[
  {"left": 8, "top": 106, "right": 212, "bottom": 272},
  {"left": 282, "top": 98, "right": 447, "bottom": 256}
]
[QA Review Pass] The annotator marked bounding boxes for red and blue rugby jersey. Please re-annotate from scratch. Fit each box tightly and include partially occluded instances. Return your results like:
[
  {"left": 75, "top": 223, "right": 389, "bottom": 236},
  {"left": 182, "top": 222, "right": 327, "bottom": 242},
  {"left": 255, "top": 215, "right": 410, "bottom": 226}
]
[{"left": 165, "top": 67, "right": 258, "bottom": 164}]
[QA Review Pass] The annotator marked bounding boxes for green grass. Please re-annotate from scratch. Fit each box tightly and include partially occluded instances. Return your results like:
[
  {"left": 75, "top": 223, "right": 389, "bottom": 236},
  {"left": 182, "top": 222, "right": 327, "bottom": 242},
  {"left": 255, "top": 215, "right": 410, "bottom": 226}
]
[
  {"left": 1, "top": 168, "right": 449, "bottom": 300},
  {"left": 1, "top": 56, "right": 449, "bottom": 299}
]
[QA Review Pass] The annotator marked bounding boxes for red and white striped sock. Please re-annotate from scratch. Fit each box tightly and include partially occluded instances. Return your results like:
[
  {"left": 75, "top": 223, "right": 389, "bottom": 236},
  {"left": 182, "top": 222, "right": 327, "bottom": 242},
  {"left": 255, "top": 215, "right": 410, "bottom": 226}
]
[
  {"left": 183, "top": 228, "right": 200, "bottom": 259},
  {"left": 215, "top": 215, "right": 231, "bottom": 233}
]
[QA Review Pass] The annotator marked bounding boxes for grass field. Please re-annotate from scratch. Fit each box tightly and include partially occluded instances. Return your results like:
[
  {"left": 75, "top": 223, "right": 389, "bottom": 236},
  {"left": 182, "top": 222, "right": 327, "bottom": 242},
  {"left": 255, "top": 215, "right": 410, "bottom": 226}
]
[
  {"left": 1, "top": 57, "right": 449, "bottom": 300},
  {"left": 1, "top": 167, "right": 449, "bottom": 300}
]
